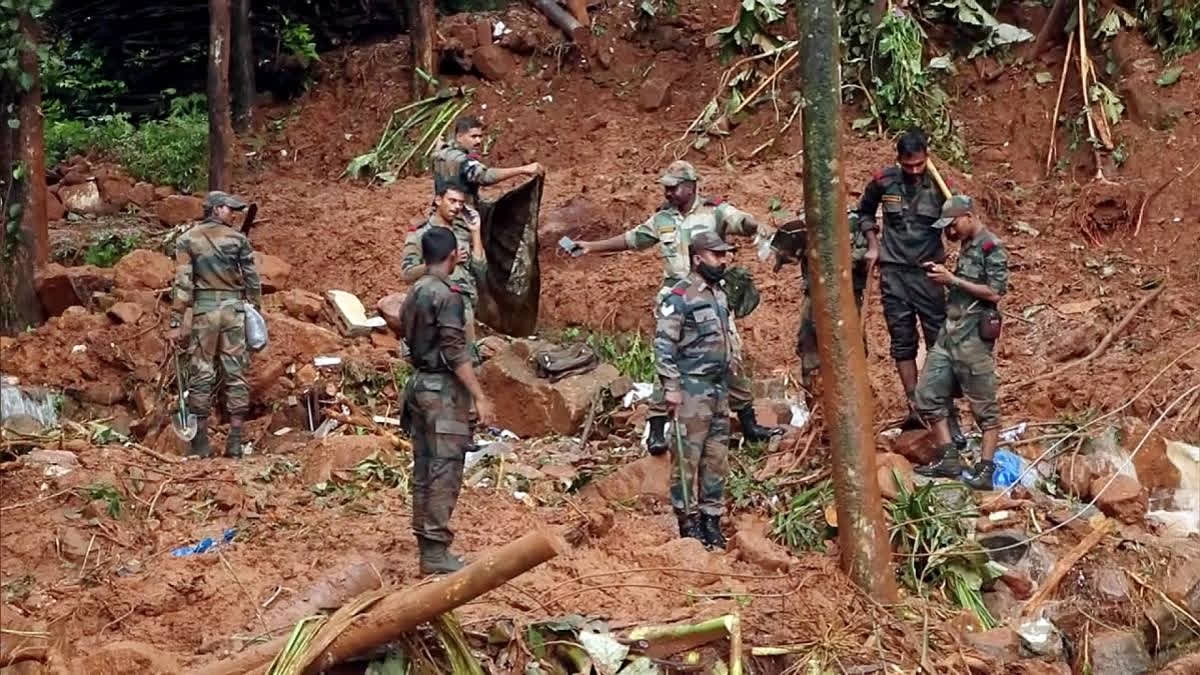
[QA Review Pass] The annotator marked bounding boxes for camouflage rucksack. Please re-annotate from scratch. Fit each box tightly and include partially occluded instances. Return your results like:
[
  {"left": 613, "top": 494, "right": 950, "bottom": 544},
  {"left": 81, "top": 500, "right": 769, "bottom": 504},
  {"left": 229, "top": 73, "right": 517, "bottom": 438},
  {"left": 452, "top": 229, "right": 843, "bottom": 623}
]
[{"left": 722, "top": 265, "right": 760, "bottom": 319}]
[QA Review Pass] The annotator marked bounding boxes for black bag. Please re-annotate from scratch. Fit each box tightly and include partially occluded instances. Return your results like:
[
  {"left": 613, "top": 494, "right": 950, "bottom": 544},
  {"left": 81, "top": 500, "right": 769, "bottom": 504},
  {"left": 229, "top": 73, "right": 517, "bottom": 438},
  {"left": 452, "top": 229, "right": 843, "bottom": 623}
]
[{"left": 534, "top": 343, "right": 600, "bottom": 382}]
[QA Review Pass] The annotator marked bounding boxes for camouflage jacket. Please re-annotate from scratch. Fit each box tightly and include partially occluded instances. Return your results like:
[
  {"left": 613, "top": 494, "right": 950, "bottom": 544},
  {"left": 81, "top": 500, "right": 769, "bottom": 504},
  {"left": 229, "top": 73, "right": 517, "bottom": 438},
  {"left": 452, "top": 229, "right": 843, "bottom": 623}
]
[
  {"left": 401, "top": 215, "right": 488, "bottom": 306},
  {"left": 399, "top": 273, "right": 471, "bottom": 373},
  {"left": 944, "top": 229, "right": 1009, "bottom": 341},
  {"left": 654, "top": 272, "right": 735, "bottom": 393},
  {"left": 857, "top": 166, "right": 947, "bottom": 267},
  {"left": 624, "top": 196, "right": 757, "bottom": 288},
  {"left": 431, "top": 138, "right": 498, "bottom": 206},
  {"left": 172, "top": 217, "right": 262, "bottom": 318}
]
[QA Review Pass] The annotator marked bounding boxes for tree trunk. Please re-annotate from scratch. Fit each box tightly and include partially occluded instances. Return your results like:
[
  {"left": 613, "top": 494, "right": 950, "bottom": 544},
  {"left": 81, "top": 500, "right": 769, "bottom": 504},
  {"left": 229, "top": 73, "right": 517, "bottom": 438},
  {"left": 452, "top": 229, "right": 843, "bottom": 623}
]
[
  {"left": 406, "top": 0, "right": 436, "bottom": 99},
  {"left": 1029, "top": 0, "right": 1073, "bottom": 59},
  {"left": 1, "top": 11, "right": 47, "bottom": 334},
  {"left": 231, "top": 0, "right": 255, "bottom": 132},
  {"left": 208, "top": 0, "right": 233, "bottom": 191}
]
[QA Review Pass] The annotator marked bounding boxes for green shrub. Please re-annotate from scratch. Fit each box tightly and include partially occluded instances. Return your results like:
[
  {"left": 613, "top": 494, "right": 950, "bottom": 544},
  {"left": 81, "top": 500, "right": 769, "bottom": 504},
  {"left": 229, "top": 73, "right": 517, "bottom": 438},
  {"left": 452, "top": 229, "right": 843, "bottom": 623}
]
[{"left": 82, "top": 232, "right": 141, "bottom": 268}]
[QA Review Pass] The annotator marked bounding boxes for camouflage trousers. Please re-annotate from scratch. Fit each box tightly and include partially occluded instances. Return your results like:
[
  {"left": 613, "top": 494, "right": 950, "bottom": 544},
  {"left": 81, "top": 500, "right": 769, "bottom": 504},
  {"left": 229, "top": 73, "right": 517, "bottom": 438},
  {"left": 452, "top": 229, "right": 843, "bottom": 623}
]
[
  {"left": 913, "top": 323, "right": 1001, "bottom": 430},
  {"left": 669, "top": 381, "right": 731, "bottom": 517},
  {"left": 796, "top": 264, "right": 869, "bottom": 376},
  {"left": 407, "top": 371, "right": 473, "bottom": 545},
  {"left": 188, "top": 302, "right": 249, "bottom": 417},
  {"left": 880, "top": 264, "right": 947, "bottom": 362},
  {"left": 649, "top": 288, "right": 751, "bottom": 418}
]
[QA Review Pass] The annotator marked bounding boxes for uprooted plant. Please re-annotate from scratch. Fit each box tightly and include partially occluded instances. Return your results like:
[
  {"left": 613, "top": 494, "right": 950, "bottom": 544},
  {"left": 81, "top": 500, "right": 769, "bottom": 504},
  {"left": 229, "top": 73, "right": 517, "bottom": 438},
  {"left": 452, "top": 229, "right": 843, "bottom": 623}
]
[{"left": 344, "top": 87, "right": 474, "bottom": 185}]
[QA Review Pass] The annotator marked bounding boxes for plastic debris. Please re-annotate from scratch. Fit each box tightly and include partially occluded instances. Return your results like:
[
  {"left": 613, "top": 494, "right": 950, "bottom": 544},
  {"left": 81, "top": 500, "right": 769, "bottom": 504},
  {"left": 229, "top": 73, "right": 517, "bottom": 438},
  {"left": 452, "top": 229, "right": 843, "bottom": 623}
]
[
  {"left": 992, "top": 449, "right": 1034, "bottom": 489},
  {"left": 1017, "top": 617, "right": 1064, "bottom": 658},
  {"left": 171, "top": 528, "right": 237, "bottom": 557},
  {"left": 622, "top": 383, "right": 654, "bottom": 408},
  {"left": 999, "top": 422, "right": 1027, "bottom": 444}
]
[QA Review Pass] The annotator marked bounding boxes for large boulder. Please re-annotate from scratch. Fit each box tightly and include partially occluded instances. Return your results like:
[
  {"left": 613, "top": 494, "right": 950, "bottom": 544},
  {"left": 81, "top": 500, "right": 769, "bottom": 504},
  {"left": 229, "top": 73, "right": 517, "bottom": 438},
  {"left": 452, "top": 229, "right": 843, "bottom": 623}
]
[
  {"left": 99, "top": 175, "right": 136, "bottom": 210},
  {"left": 1091, "top": 474, "right": 1147, "bottom": 524},
  {"left": 129, "top": 181, "right": 156, "bottom": 207},
  {"left": 76, "top": 641, "right": 181, "bottom": 675},
  {"left": 282, "top": 289, "right": 325, "bottom": 322},
  {"left": 638, "top": 76, "right": 673, "bottom": 111},
  {"left": 302, "top": 435, "right": 395, "bottom": 484},
  {"left": 1076, "top": 630, "right": 1151, "bottom": 675},
  {"left": 46, "top": 192, "right": 67, "bottom": 221},
  {"left": 34, "top": 263, "right": 114, "bottom": 316},
  {"left": 59, "top": 180, "right": 105, "bottom": 214},
  {"left": 876, "top": 452, "right": 915, "bottom": 500},
  {"left": 253, "top": 252, "right": 292, "bottom": 293},
  {"left": 114, "top": 249, "right": 174, "bottom": 291},
  {"left": 156, "top": 195, "right": 204, "bottom": 226},
  {"left": 580, "top": 454, "right": 671, "bottom": 504},
  {"left": 473, "top": 43, "right": 515, "bottom": 80},
  {"left": 478, "top": 339, "right": 620, "bottom": 437}
]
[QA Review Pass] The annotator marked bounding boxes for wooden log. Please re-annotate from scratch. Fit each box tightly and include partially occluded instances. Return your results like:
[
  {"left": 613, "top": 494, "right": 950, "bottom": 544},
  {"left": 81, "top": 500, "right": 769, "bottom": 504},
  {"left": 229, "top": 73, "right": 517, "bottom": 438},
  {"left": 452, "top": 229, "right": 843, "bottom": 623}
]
[
  {"left": 230, "top": 0, "right": 254, "bottom": 132},
  {"left": 1021, "top": 517, "right": 1111, "bottom": 617},
  {"left": 406, "top": 0, "right": 437, "bottom": 98},
  {"left": 187, "top": 529, "right": 567, "bottom": 675},
  {"left": 208, "top": 0, "right": 233, "bottom": 191},
  {"left": 527, "top": 0, "right": 588, "bottom": 42},
  {"left": 565, "top": 0, "right": 590, "bottom": 27}
]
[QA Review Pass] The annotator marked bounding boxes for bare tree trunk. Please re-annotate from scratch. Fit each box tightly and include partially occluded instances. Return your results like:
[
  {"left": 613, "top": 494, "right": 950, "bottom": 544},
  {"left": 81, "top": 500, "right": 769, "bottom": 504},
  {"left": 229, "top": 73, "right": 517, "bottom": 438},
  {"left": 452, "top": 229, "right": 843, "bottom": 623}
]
[
  {"left": 208, "top": 0, "right": 233, "bottom": 191},
  {"left": 1029, "top": 0, "right": 1073, "bottom": 59},
  {"left": 231, "top": 0, "right": 255, "bottom": 132},
  {"left": 406, "top": 0, "right": 436, "bottom": 99}
]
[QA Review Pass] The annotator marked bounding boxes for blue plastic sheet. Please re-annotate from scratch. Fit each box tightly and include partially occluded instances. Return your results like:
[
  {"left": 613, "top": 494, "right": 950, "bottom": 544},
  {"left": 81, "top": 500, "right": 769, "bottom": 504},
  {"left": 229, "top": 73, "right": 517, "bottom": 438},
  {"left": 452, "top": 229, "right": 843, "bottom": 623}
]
[
  {"left": 992, "top": 449, "right": 1026, "bottom": 489},
  {"left": 171, "top": 528, "right": 237, "bottom": 557}
]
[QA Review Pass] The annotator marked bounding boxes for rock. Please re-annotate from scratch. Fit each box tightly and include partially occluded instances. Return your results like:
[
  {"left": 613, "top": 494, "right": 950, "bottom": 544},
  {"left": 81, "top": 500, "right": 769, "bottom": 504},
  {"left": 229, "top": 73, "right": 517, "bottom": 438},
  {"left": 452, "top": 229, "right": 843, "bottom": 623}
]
[
  {"left": 1047, "top": 323, "right": 1102, "bottom": 362},
  {"left": 153, "top": 185, "right": 176, "bottom": 200},
  {"left": 1077, "top": 630, "right": 1151, "bottom": 675},
  {"left": 156, "top": 194, "right": 204, "bottom": 226},
  {"left": 477, "top": 335, "right": 508, "bottom": 361},
  {"left": 57, "top": 526, "right": 93, "bottom": 562},
  {"left": 370, "top": 332, "right": 399, "bottom": 351},
  {"left": 1157, "top": 652, "right": 1200, "bottom": 675},
  {"left": 1140, "top": 556, "right": 1200, "bottom": 653},
  {"left": 75, "top": 381, "right": 127, "bottom": 406},
  {"left": 77, "top": 641, "right": 181, "bottom": 675},
  {"left": 1093, "top": 567, "right": 1130, "bottom": 602},
  {"left": 282, "top": 289, "right": 325, "bottom": 322},
  {"left": 46, "top": 192, "right": 67, "bottom": 221},
  {"left": 261, "top": 313, "right": 342, "bottom": 361},
  {"left": 254, "top": 252, "right": 292, "bottom": 293},
  {"left": 608, "top": 376, "right": 634, "bottom": 400},
  {"left": 876, "top": 452, "right": 915, "bottom": 500},
  {"left": 1121, "top": 417, "right": 1179, "bottom": 489},
  {"left": 59, "top": 181, "right": 105, "bottom": 214},
  {"left": 1056, "top": 454, "right": 1111, "bottom": 498},
  {"left": 114, "top": 249, "right": 174, "bottom": 291},
  {"left": 107, "top": 301, "right": 147, "bottom": 325},
  {"left": 100, "top": 175, "right": 135, "bottom": 210},
  {"left": 129, "top": 181, "right": 156, "bottom": 206},
  {"left": 61, "top": 168, "right": 89, "bottom": 185},
  {"left": 890, "top": 428, "right": 937, "bottom": 466},
  {"left": 302, "top": 435, "right": 394, "bottom": 484},
  {"left": 23, "top": 449, "right": 80, "bottom": 473},
  {"left": 473, "top": 43, "right": 514, "bottom": 80},
  {"left": 730, "top": 516, "right": 792, "bottom": 572},
  {"left": 132, "top": 385, "right": 159, "bottom": 417},
  {"left": 965, "top": 627, "right": 1021, "bottom": 666},
  {"left": 376, "top": 292, "right": 405, "bottom": 334},
  {"left": 1091, "top": 474, "right": 1147, "bottom": 524},
  {"left": 580, "top": 454, "right": 671, "bottom": 504},
  {"left": 983, "top": 584, "right": 1020, "bottom": 624},
  {"left": 478, "top": 339, "right": 621, "bottom": 436},
  {"left": 35, "top": 263, "right": 114, "bottom": 316},
  {"left": 638, "top": 76, "right": 672, "bottom": 111}
]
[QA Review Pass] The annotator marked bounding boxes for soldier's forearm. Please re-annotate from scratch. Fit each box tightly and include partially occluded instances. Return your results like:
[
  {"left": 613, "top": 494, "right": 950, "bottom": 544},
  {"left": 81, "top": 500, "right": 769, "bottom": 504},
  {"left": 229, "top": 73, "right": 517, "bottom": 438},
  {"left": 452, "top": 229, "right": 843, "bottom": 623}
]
[
  {"left": 453, "top": 362, "right": 487, "bottom": 403},
  {"left": 953, "top": 276, "right": 1002, "bottom": 304},
  {"left": 401, "top": 264, "right": 426, "bottom": 282},
  {"left": 583, "top": 234, "right": 630, "bottom": 253},
  {"left": 488, "top": 166, "right": 527, "bottom": 184}
]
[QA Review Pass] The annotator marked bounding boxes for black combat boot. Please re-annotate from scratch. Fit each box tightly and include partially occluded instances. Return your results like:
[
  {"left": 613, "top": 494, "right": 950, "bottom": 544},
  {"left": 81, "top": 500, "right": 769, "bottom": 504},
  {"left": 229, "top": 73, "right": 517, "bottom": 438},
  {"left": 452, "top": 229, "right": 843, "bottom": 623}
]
[
  {"left": 225, "top": 417, "right": 244, "bottom": 458},
  {"left": 915, "top": 444, "right": 967, "bottom": 479},
  {"left": 946, "top": 407, "right": 967, "bottom": 450},
  {"left": 676, "top": 511, "right": 703, "bottom": 541},
  {"left": 699, "top": 514, "right": 727, "bottom": 550},
  {"left": 189, "top": 416, "right": 211, "bottom": 458},
  {"left": 962, "top": 460, "right": 996, "bottom": 491},
  {"left": 647, "top": 416, "right": 668, "bottom": 456},
  {"left": 418, "top": 538, "right": 466, "bottom": 576},
  {"left": 737, "top": 406, "right": 784, "bottom": 443}
]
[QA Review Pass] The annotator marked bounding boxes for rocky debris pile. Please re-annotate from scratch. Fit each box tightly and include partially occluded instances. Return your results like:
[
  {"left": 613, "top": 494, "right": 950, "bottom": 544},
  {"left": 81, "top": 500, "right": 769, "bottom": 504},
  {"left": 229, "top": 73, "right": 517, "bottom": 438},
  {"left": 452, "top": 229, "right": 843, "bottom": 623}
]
[{"left": 46, "top": 157, "right": 206, "bottom": 226}]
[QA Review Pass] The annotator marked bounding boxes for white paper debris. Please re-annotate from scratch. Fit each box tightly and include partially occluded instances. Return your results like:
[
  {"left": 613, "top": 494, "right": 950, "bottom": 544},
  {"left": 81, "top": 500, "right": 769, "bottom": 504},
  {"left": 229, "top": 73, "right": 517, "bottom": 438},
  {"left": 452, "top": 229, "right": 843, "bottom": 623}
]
[
  {"left": 622, "top": 383, "right": 655, "bottom": 408},
  {"left": 1000, "top": 422, "right": 1027, "bottom": 443},
  {"left": 313, "top": 356, "right": 342, "bottom": 367}
]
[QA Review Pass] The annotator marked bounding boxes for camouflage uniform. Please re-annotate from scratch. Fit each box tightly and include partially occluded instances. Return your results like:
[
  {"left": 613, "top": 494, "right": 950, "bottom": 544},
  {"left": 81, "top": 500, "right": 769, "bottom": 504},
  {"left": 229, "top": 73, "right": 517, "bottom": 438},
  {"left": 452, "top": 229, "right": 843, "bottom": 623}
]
[
  {"left": 856, "top": 166, "right": 948, "bottom": 361},
  {"left": 914, "top": 228, "right": 1009, "bottom": 429},
  {"left": 399, "top": 273, "right": 474, "bottom": 549},
  {"left": 622, "top": 170, "right": 757, "bottom": 418},
  {"left": 401, "top": 214, "right": 488, "bottom": 353},
  {"left": 796, "top": 210, "right": 870, "bottom": 379},
  {"left": 171, "top": 197, "right": 262, "bottom": 419},
  {"left": 655, "top": 267, "right": 734, "bottom": 520},
  {"left": 431, "top": 137, "right": 499, "bottom": 223}
]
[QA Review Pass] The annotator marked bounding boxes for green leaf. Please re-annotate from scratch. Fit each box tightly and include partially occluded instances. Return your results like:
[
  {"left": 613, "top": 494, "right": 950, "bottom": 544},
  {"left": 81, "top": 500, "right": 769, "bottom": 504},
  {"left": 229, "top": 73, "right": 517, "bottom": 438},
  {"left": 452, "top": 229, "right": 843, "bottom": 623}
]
[
  {"left": 1156, "top": 67, "right": 1184, "bottom": 87},
  {"left": 17, "top": 70, "right": 31, "bottom": 90}
]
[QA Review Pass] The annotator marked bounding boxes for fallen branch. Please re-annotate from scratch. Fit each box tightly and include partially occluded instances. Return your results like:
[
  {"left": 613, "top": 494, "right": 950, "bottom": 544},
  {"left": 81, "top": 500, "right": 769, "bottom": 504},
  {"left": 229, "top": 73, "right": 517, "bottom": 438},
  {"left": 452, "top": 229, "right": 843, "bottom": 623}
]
[
  {"left": 527, "top": 0, "right": 587, "bottom": 42},
  {"left": 1021, "top": 517, "right": 1111, "bottom": 618},
  {"left": 628, "top": 615, "right": 743, "bottom": 673},
  {"left": 1135, "top": 159, "right": 1200, "bottom": 236},
  {"left": 1044, "top": 30, "right": 1076, "bottom": 176},
  {"left": 1012, "top": 284, "right": 1165, "bottom": 389}
]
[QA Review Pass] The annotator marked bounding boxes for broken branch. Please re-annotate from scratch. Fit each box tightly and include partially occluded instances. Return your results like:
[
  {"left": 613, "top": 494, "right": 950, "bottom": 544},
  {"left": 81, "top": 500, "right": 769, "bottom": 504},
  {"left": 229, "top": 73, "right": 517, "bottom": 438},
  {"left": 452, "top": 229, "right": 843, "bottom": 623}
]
[
  {"left": 1044, "top": 30, "right": 1076, "bottom": 176},
  {"left": 1021, "top": 517, "right": 1111, "bottom": 617},
  {"left": 527, "top": 0, "right": 587, "bottom": 42}
]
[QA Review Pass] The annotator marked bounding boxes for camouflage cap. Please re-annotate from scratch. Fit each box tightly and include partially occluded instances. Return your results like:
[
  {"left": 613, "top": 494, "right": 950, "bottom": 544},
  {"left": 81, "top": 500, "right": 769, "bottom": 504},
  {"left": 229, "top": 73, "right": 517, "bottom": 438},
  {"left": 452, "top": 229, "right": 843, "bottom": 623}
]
[
  {"left": 689, "top": 230, "right": 735, "bottom": 253},
  {"left": 932, "top": 194, "right": 974, "bottom": 229},
  {"left": 660, "top": 160, "right": 699, "bottom": 186},
  {"left": 204, "top": 191, "right": 248, "bottom": 211}
]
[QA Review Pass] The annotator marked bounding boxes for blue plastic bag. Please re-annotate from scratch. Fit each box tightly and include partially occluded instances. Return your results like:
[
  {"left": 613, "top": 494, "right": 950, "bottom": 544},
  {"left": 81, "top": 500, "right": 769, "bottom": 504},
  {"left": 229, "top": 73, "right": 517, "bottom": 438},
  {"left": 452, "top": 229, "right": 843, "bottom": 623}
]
[
  {"left": 171, "top": 528, "right": 237, "bottom": 557},
  {"left": 991, "top": 449, "right": 1027, "bottom": 489}
]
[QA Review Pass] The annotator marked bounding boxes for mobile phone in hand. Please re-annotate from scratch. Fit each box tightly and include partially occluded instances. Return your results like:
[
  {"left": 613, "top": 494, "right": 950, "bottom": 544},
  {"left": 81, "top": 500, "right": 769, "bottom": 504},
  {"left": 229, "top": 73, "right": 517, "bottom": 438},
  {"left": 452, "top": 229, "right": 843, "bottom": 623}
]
[{"left": 559, "top": 236, "right": 584, "bottom": 257}]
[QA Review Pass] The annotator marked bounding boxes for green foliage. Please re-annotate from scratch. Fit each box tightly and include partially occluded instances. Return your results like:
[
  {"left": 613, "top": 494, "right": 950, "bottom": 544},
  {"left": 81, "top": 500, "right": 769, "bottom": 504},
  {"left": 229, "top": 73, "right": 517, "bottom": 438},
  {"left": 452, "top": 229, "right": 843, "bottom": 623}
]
[
  {"left": 771, "top": 479, "right": 834, "bottom": 553},
  {"left": 82, "top": 231, "right": 140, "bottom": 268},
  {"left": 44, "top": 114, "right": 130, "bottom": 165},
  {"left": 584, "top": 331, "right": 657, "bottom": 383},
  {"left": 636, "top": 0, "right": 678, "bottom": 30},
  {"left": 279, "top": 14, "right": 318, "bottom": 63},
  {"left": 713, "top": 0, "right": 787, "bottom": 59},
  {"left": 1, "top": 0, "right": 54, "bottom": 129},
  {"left": 40, "top": 38, "right": 126, "bottom": 118},
  {"left": 84, "top": 482, "right": 124, "bottom": 518},
  {"left": 1138, "top": 0, "right": 1200, "bottom": 59}
]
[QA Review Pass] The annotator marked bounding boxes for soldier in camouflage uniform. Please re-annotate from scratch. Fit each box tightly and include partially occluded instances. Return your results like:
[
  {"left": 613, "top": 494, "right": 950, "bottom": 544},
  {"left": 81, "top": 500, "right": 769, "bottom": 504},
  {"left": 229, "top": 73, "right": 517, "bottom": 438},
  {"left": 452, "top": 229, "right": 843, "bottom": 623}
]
[
  {"left": 857, "top": 129, "right": 965, "bottom": 445},
  {"left": 399, "top": 226, "right": 496, "bottom": 575},
  {"left": 575, "top": 161, "right": 782, "bottom": 454},
  {"left": 168, "top": 191, "right": 262, "bottom": 458},
  {"left": 402, "top": 182, "right": 487, "bottom": 357},
  {"left": 431, "top": 115, "right": 544, "bottom": 225},
  {"left": 794, "top": 208, "right": 871, "bottom": 387},
  {"left": 655, "top": 231, "right": 737, "bottom": 549},
  {"left": 913, "top": 196, "right": 1009, "bottom": 490}
]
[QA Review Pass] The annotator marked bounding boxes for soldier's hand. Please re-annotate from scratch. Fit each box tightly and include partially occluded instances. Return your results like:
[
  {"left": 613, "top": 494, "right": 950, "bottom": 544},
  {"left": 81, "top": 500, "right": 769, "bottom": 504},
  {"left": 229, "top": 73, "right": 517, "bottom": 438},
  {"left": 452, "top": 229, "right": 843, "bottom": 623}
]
[
  {"left": 576, "top": 241, "right": 595, "bottom": 256},
  {"left": 925, "top": 263, "right": 955, "bottom": 285},
  {"left": 864, "top": 246, "right": 879, "bottom": 271},
  {"left": 465, "top": 211, "right": 482, "bottom": 234},
  {"left": 475, "top": 396, "right": 497, "bottom": 427},
  {"left": 665, "top": 390, "right": 683, "bottom": 413},
  {"left": 527, "top": 162, "right": 545, "bottom": 177}
]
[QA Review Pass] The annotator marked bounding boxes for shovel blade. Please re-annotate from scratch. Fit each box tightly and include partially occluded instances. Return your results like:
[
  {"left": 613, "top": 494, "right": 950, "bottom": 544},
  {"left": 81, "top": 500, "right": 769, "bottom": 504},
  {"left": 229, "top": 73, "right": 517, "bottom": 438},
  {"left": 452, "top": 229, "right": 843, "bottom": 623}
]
[{"left": 172, "top": 411, "right": 198, "bottom": 441}]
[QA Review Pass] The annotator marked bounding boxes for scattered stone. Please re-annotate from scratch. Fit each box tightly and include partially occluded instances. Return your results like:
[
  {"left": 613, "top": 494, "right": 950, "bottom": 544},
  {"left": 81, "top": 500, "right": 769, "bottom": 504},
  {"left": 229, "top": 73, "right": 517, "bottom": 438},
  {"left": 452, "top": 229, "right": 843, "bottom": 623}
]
[
  {"left": 1140, "top": 556, "right": 1200, "bottom": 653},
  {"left": 46, "top": 192, "right": 67, "bottom": 221},
  {"left": 1121, "top": 417, "right": 1179, "bottom": 489},
  {"left": 638, "top": 76, "right": 673, "bottom": 111},
  {"left": 75, "top": 381, "right": 127, "bottom": 406},
  {"left": 983, "top": 584, "right": 1020, "bottom": 623},
  {"left": 1157, "top": 652, "right": 1200, "bottom": 675},
  {"left": 156, "top": 194, "right": 204, "bottom": 226},
  {"left": 1047, "top": 322, "right": 1103, "bottom": 362},
  {"left": 77, "top": 641, "right": 181, "bottom": 675},
  {"left": 476, "top": 335, "right": 508, "bottom": 361},
  {"left": 1055, "top": 454, "right": 1112, "bottom": 498},
  {"left": 59, "top": 181, "right": 105, "bottom": 214},
  {"left": 876, "top": 452, "right": 915, "bottom": 500},
  {"left": 608, "top": 375, "right": 634, "bottom": 400},
  {"left": 129, "top": 181, "right": 156, "bottom": 206},
  {"left": 479, "top": 339, "right": 621, "bottom": 436},
  {"left": 153, "top": 185, "right": 176, "bottom": 200},
  {"left": 23, "top": 449, "right": 80, "bottom": 472},
  {"left": 376, "top": 292, "right": 405, "bottom": 334},
  {"left": 35, "top": 263, "right": 114, "bottom": 316},
  {"left": 107, "top": 301, "right": 147, "bottom": 325},
  {"left": 1078, "top": 630, "right": 1151, "bottom": 675},
  {"left": 132, "top": 385, "right": 159, "bottom": 417},
  {"left": 61, "top": 168, "right": 89, "bottom": 185},
  {"left": 580, "top": 454, "right": 670, "bottom": 504},
  {"left": 301, "top": 435, "right": 395, "bottom": 484},
  {"left": 473, "top": 43, "right": 515, "bottom": 80},
  {"left": 965, "top": 627, "right": 1021, "bottom": 666},
  {"left": 730, "top": 516, "right": 792, "bottom": 572},
  {"left": 57, "top": 526, "right": 93, "bottom": 562},
  {"left": 370, "top": 332, "right": 400, "bottom": 351},
  {"left": 282, "top": 289, "right": 325, "bottom": 322},
  {"left": 114, "top": 249, "right": 174, "bottom": 291},
  {"left": 100, "top": 176, "right": 135, "bottom": 210},
  {"left": 254, "top": 252, "right": 292, "bottom": 293},
  {"left": 260, "top": 314, "right": 341, "bottom": 361},
  {"left": 1093, "top": 567, "right": 1131, "bottom": 602},
  {"left": 1091, "top": 473, "right": 1147, "bottom": 524},
  {"left": 889, "top": 428, "right": 937, "bottom": 466}
]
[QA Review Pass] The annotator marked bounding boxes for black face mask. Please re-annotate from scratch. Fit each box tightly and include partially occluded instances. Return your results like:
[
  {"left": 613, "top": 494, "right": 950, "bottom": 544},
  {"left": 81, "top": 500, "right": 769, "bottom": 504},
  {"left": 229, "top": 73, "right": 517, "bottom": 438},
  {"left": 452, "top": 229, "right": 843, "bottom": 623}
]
[{"left": 697, "top": 262, "right": 727, "bottom": 284}]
